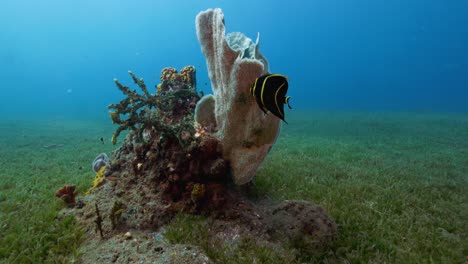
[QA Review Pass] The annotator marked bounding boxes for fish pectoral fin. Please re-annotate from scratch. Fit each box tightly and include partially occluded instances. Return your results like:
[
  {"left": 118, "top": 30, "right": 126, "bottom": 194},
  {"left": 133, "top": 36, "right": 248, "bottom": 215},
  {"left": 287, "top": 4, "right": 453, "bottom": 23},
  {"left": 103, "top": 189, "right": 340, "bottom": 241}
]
[{"left": 285, "top": 96, "right": 292, "bottom": 109}]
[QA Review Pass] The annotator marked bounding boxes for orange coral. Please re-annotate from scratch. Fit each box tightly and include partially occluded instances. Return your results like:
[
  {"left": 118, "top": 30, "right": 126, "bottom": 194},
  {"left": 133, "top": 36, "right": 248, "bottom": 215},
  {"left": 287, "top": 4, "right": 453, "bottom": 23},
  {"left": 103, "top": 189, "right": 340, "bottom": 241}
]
[
  {"left": 160, "top": 67, "right": 180, "bottom": 83},
  {"left": 159, "top": 66, "right": 196, "bottom": 91},
  {"left": 180, "top": 65, "right": 196, "bottom": 87},
  {"left": 194, "top": 122, "right": 207, "bottom": 138},
  {"left": 55, "top": 184, "right": 78, "bottom": 207},
  {"left": 157, "top": 83, "right": 162, "bottom": 94}
]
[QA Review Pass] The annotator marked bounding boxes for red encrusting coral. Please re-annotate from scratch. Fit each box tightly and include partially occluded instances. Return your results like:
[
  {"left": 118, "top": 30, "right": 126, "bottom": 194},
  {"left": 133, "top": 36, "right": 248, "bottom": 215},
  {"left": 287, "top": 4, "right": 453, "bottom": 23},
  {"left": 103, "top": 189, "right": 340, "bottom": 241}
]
[{"left": 55, "top": 184, "right": 78, "bottom": 207}]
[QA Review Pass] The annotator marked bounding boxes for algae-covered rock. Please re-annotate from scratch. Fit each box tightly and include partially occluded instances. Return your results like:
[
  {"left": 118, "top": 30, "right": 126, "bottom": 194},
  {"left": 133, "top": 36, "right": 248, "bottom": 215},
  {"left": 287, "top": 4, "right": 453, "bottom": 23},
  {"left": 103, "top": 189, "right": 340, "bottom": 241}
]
[{"left": 269, "top": 200, "right": 338, "bottom": 251}]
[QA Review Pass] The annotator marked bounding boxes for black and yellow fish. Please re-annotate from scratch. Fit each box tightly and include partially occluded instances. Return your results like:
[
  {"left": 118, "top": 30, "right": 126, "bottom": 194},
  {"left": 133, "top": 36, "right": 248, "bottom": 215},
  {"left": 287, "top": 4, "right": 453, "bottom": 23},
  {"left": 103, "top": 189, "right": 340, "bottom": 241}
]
[{"left": 250, "top": 74, "right": 292, "bottom": 123}]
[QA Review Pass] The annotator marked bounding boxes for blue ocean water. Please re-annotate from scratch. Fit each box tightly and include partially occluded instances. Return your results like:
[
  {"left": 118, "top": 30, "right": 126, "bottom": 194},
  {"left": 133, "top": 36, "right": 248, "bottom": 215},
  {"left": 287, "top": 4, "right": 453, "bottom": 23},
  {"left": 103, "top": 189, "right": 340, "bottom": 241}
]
[{"left": 1, "top": 0, "right": 467, "bottom": 119}]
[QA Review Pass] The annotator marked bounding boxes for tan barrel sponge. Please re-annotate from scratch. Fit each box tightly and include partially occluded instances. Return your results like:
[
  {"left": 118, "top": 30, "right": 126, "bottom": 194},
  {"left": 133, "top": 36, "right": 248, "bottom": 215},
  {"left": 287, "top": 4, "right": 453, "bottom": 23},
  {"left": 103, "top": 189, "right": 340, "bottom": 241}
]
[{"left": 195, "top": 8, "right": 281, "bottom": 185}]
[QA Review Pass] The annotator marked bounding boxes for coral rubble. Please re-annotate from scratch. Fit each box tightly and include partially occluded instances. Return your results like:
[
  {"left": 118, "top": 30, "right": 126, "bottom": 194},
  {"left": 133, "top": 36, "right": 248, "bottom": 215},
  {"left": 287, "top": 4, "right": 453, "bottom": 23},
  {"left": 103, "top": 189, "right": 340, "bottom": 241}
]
[{"left": 195, "top": 8, "right": 281, "bottom": 185}]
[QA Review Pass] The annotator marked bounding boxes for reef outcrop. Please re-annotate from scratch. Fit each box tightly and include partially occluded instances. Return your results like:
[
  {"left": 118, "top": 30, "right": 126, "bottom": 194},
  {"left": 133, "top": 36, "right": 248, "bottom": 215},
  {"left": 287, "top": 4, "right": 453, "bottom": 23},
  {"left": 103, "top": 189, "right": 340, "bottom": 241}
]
[
  {"left": 55, "top": 9, "right": 337, "bottom": 263},
  {"left": 195, "top": 8, "right": 281, "bottom": 185},
  {"left": 104, "top": 68, "right": 229, "bottom": 212}
]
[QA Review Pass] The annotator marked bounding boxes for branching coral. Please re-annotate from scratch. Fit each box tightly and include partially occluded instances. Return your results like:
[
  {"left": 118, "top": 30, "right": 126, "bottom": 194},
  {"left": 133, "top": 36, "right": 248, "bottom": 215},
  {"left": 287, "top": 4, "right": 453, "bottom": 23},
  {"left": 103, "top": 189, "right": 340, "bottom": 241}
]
[
  {"left": 101, "top": 66, "right": 233, "bottom": 212},
  {"left": 108, "top": 69, "right": 200, "bottom": 146}
]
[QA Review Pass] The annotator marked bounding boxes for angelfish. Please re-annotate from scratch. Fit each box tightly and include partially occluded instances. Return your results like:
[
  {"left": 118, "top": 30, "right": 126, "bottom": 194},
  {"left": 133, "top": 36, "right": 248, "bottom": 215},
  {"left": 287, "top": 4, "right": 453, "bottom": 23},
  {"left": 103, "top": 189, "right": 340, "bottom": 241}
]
[{"left": 250, "top": 74, "right": 292, "bottom": 123}]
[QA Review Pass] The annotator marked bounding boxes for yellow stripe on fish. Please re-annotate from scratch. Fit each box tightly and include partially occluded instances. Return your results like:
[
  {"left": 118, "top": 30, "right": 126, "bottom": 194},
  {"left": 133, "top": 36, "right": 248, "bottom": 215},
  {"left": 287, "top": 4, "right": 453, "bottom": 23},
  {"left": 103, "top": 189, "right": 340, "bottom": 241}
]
[{"left": 250, "top": 73, "right": 291, "bottom": 123}]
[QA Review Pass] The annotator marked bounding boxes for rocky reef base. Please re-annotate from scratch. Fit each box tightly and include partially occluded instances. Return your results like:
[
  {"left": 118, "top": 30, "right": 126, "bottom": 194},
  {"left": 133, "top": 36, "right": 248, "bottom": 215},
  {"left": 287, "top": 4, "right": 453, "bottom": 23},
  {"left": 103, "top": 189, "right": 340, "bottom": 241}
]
[
  {"left": 58, "top": 67, "right": 337, "bottom": 263},
  {"left": 67, "top": 192, "right": 336, "bottom": 263}
]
